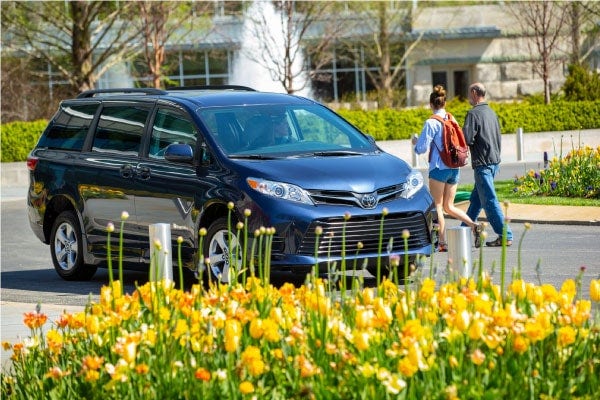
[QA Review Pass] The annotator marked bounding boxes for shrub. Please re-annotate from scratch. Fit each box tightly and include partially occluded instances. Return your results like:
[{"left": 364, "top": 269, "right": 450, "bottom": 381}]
[
  {"left": 563, "top": 64, "right": 600, "bottom": 102},
  {"left": 0, "top": 120, "right": 46, "bottom": 162}
]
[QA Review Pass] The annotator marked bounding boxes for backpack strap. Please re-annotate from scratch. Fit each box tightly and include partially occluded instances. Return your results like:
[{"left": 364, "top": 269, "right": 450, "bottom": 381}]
[{"left": 428, "top": 114, "right": 445, "bottom": 159}]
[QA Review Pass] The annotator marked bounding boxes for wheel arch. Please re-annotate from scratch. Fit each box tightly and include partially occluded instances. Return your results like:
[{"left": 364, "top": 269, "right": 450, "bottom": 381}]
[
  {"left": 43, "top": 195, "right": 84, "bottom": 244},
  {"left": 197, "top": 201, "right": 241, "bottom": 236}
]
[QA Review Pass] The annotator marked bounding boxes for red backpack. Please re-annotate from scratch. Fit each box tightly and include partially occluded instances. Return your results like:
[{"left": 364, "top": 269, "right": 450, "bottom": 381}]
[{"left": 429, "top": 112, "right": 469, "bottom": 168}]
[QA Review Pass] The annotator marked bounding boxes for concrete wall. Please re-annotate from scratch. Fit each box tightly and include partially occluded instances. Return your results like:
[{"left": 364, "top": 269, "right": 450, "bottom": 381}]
[{"left": 407, "top": 4, "right": 570, "bottom": 106}]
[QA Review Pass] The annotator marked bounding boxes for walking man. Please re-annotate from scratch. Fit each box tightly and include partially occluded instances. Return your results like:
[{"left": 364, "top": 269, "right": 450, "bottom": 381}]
[{"left": 462, "top": 82, "right": 513, "bottom": 246}]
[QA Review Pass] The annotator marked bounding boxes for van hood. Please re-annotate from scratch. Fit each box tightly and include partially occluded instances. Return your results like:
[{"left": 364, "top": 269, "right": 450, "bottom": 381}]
[{"left": 234, "top": 152, "right": 413, "bottom": 192}]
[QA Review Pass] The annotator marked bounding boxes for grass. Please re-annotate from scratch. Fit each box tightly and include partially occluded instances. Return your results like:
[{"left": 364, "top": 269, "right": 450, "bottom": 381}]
[{"left": 458, "top": 180, "right": 600, "bottom": 207}]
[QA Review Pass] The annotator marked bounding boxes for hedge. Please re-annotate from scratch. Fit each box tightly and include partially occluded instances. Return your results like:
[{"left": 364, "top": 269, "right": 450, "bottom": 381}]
[
  {"left": 1, "top": 120, "right": 48, "bottom": 162},
  {"left": 338, "top": 100, "right": 600, "bottom": 141},
  {"left": 2, "top": 101, "right": 599, "bottom": 162}
]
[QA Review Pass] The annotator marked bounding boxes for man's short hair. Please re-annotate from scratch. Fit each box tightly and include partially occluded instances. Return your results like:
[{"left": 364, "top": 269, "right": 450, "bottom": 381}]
[{"left": 471, "top": 84, "right": 486, "bottom": 97}]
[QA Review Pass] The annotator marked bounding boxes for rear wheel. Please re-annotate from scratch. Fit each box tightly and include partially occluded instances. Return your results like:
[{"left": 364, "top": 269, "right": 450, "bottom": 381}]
[
  {"left": 50, "top": 211, "right": 97, "bottom": 281},
  {"left": 202, "top": 217, "right": 244, "bottom": 284}
]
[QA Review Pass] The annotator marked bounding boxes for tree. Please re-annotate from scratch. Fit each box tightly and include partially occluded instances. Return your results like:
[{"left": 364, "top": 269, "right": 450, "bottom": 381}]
[
  {"left": 567, "top": 1, "right": 600, "bottom": 65},
  {"left": 507, "top": 1, "right": 570, "bottom": 105},
  {"left": 231, "top": 0, "right": 340, "bottom": 94},
  {"left": 335, "top": 1, "right": 423, "bottom": 109},
  {"left": 132, "top": 1, "right": 213, "bottom": 89},
  {"left": 1, "top": 1, "right": 142, "bottom": 93},
  {"left": 0, "top": 55, "right": 75, "bottom": 122}
]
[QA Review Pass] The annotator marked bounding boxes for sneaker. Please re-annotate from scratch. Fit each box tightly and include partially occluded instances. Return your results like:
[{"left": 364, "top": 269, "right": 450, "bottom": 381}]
[
  {"left": 485, "top": 237, "right": 512, "bottom": 247},
  {"left": 437, "top": 242, "right": 448, "bottom": 252},
  {"left": 472, "top": 223, "right": 483, "bottom": 248}
]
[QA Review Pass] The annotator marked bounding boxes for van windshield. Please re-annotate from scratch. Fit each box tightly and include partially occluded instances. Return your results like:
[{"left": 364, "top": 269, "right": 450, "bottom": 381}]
[{"left": 197, "top": 105, "right": 378, "bottom": 156}]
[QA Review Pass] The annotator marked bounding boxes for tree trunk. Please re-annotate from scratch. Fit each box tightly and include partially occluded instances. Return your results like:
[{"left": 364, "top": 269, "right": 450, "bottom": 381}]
[
  {"left": 70, "top": 2, "right": 94, "bottom": 93},
  {"left": 569, "top": 2, "right": 581, "bottom": 65}
]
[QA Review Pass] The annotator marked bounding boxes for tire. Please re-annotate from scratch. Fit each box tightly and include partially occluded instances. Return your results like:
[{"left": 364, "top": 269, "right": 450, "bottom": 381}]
[
  {"left": 366, "top": 256, "right": 417, "bottom": 284},
  {"left": 202, "top": 217, "right": 243, "bottom": 284},
  {"left": 50, "top": 211, "right": 97, "bottom": 281}
]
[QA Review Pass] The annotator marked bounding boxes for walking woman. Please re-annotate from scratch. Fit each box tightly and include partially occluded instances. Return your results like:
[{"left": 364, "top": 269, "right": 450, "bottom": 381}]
[{"left": 412, "top": 85, "right": 482, "bottom": 251}]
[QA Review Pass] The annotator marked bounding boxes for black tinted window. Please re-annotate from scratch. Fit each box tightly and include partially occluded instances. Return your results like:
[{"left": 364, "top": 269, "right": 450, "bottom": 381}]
[
  {"left": 92, "top": 106, "right": 149, "bottom": 155},
  {"left": 149, "top": 108, "right": 197, "bottom": 159},
  {"left": 38, "top": 104, "right": 98, "bottom": 150}
]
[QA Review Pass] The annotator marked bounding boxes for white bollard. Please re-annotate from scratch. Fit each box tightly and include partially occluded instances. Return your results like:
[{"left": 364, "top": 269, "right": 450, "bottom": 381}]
[
  {"left": 516, "top": 127, "right": 524, "bottom": 161},
  {"left": 411, "top": 134, "right": 419, "bottom": 168},
  {"left": 446, "top": 226, "right": 472, "bottom": 278},
  {"left": 149, "top": 223, "right": 173, "bottom": 282}
]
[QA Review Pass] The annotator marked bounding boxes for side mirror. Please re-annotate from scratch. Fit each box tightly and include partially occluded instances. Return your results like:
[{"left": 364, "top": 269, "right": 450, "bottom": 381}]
[{"left": 164, "top": 143, "right": 194, "bottom": 163}]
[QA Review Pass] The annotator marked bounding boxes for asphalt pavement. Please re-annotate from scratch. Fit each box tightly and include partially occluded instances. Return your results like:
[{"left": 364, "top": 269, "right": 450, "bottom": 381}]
[{"left": 2, "top": 129, "right": 600, "bottom": 371}]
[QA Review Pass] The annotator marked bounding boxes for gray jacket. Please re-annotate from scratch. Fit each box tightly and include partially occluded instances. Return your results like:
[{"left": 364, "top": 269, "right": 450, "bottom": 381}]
[{"left": 462, "top": 102, "right": 502, "bottom": 167}]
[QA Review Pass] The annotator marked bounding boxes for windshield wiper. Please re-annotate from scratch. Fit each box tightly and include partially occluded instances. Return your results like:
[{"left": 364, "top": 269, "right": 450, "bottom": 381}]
[
  {"left": 311, "top": 150, "right": 364, "bottom": 157},
  {"left": 229, "top": 154, "right": 279, "bottom": 160}
]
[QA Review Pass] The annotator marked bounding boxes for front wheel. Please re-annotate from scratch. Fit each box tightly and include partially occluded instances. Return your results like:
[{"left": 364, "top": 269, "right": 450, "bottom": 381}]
[
  {"left": 50, "top": 211, "right": 97, "bottom": 281},
  {"left": 202, "top": 217, "right": 244, "bottom": 284},
  {"left": 366, "top": 256, "right": 417, "bottom": 284}
]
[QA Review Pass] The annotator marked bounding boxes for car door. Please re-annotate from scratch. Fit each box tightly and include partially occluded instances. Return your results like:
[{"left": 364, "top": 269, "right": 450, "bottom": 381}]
[
  {"left": 133, "top": 105, "right": 202, "bottom": 266},
  {"left": 78, "top": 102, "right": 152, "bottom": 261}
]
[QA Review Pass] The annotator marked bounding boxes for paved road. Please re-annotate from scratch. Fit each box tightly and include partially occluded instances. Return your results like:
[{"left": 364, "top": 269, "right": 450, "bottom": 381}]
[{"left": 2, "top": 197, "right": 598, "bottom": 306}]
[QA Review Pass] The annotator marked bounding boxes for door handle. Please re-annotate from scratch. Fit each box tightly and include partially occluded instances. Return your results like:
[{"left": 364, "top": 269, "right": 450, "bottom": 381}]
[
  {"left": 137, "top": 166, "right": 151, "bottom": 180},
  {"left": 120, "top": 164, "right": 134, "bottom": 179}
]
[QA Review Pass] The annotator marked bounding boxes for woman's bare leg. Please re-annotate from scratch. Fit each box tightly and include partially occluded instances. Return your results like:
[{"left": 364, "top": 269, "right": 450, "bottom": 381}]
[
  {"left": 443, "top": 183, "right": 476, "bottom": 227},
  {"left": 429, "top": 178, "right": 446, "bottom": 244}
]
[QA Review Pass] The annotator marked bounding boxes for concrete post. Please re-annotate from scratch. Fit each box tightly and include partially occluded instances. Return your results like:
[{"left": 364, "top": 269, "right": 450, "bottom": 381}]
[
  {"left": 447, "top": 226, "right": 472, "bottom": 277},
  {"left": 149, "top": 223, "right": 173, "bottom": 282},
  {"left": 516, "top": 127, "right": 524, "bottom": 161}
]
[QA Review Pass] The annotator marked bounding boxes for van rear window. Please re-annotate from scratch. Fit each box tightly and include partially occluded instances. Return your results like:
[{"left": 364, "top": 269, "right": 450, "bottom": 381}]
[{"left": 38, "top": 104, "right": 98, "bottom": 150}]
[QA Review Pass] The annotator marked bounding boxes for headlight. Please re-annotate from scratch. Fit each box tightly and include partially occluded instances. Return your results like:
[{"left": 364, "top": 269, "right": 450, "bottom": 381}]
[
  {"left": 400, "top": 170, "right": 424, "bottom": 199},
  {"left": 247, "top": 177, "right": 314, "bottom": 205}
]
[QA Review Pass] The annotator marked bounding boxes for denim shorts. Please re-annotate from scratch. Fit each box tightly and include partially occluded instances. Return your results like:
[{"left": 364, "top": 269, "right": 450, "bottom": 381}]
[{"left": 429, "top": 167, "right": 460, "bottom": 184}]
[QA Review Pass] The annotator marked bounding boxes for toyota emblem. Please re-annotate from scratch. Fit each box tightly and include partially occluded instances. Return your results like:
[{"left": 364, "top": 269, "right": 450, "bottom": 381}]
[{"left": 360, "top": 192, "right": 378, "bottom": 209}]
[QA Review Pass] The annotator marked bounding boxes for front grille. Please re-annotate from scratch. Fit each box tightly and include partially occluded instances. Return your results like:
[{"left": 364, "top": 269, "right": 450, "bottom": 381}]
[
  {"left": 308, "top": 184, "right": 405, "bottom": 208},
  {"left": 298, "top": 212, "right": 430, "bottom": 256}
]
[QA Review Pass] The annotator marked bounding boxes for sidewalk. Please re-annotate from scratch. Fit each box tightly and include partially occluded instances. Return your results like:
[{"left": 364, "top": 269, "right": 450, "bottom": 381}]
[{"left": 1, "top": 302, "right": 85, "bottom": 372}]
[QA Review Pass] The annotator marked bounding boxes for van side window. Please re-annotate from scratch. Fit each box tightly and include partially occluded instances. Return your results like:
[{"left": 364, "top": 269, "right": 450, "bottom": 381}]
[
  {"left": 149, "top": 108, "right": 197, "bottom": 159},
  {"left": 92, "top": 106, "right": 149, "bottom": 155},
  {"left": 38, "top": 104, "right": 98, "bottom": 150}
]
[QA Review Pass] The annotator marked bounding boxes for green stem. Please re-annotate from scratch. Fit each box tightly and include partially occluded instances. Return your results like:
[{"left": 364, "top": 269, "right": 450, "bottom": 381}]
[
  {"left": 500, "top": 222, "right": 508, "bottom": 303},
  {"left": 178, "top": 240, "right": 184, "bottom": 290},
  {"left": 118, "top": 220, "right": 125, "bottom": 296},
  {"left": 107, "top": 231, "right": 113, "bottom": 284}
]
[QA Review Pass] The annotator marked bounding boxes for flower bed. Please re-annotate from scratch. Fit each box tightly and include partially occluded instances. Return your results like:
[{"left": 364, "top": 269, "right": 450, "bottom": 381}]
[
  {"left": 3, "top": 274, "right": 599, "bottom": 398},
  {"left": 2, "top": 213, "right": 599, "bottom": 399},
  {"left": 514, "top": 144, "right": 600, "bottom": 199}
]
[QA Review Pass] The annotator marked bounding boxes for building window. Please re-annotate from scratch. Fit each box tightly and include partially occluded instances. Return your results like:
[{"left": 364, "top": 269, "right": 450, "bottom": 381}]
[{"left": 432, "top": 69, "right": 469, "bottom": 100}]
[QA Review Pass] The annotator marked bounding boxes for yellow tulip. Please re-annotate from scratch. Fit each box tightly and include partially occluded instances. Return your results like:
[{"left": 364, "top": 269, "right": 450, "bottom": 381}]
[
  {"left": 249, "top": 318, "right": 264, "bottom": 339},
  {"left": 468, "top": 318, "right": 486, "bottom": 340},
  {"left": 470, "top": 348, "right": 485, "bottom": 366},
  {"left": 512, "top": 335, "right": 529, "bottom": 354},
  {"left": 353, "top": 329, "right": 370, "bottom": 351},
  {"left": 224, "top": 319, "right": 242, "bottom": 353},
  {"left": 590, "top": 279, "right": 600, "bottom": 302},
  {"left": 557, "top": 326, "right": 577, "bottom": 348},
  {"left": 239, "top": 381, "right": 254, "bottom": 394}
]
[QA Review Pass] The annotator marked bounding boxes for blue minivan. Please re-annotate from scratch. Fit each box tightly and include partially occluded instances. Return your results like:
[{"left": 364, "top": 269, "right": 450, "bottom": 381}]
[{"left": 27, "top": 86, "right": 435, "bottom": 282}]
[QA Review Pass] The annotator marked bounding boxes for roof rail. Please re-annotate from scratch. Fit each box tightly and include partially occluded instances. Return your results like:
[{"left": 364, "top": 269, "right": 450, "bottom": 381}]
[
  {"left": 77, "top": 88, "right": 167, "bottom": 98},
  {"left": 166, "top": 85, "right": 256, "bottom": 92}
]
